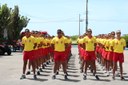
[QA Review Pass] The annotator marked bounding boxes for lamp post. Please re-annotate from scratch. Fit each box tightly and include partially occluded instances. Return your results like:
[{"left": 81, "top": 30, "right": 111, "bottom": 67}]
[
  {"left": 85, "top": 0, "right": 88, "bottom": 32},
  {"left": 79, "top": 14, "right": 80, "bottom": 36}
]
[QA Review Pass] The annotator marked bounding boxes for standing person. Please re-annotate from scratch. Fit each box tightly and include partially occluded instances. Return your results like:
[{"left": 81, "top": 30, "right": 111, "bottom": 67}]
[
  {"left": 111, "top": 30, "right": 126, "bottom": 80},
  {"left": 20, "top": 29, "right": 37, "bottom": 80},
  {"left": 83, "top": 29, "right": 99, "bottom": 80},
  {"left": 51, "top": 29, "right": 68, "bottom": 80},
  {"left": 106, "top": 32, "right": 115, "bottom": 76}
]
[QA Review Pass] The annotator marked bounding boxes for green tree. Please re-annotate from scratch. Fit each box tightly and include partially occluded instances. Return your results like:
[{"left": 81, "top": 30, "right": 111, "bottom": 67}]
[
  {"left": 7, "top": 5, "right": 30, "bottom": 43},
  {"left": 0, "top": 4, "right": 10, "bottom": 42},
  {"left": 71, "top": 35, "right": 78, "bottom": 41},
  {"left": 122, "top": 34, "right": 128, "bottom": 47},
  {"left": 0, "top": 4, "right": 29, "bottom": 44}
]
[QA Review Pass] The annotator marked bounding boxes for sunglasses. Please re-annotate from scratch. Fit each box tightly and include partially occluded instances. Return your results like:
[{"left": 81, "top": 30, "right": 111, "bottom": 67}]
[
  {"left": 116, "top": 32, "right": 121, "bottom": 34},
  {"left": 57, "top": 32, "right": 61, "bottom": 34},
  {"left": 111, "top": 33, "right": 115, "bottom": 35}
]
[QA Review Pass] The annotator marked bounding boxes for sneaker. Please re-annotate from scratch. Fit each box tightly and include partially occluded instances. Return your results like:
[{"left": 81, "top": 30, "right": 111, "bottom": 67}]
[
  {"left": 37, "top": 71, "right": 40, "bottom": 75},
  {"left": 64, "top": 75, "right": 68, "bottom": 80},
  {"left": 34, "top": 75, "right": 37, "bottom": 80},
  {"left": 52, "top": 75, "right": 56, "bottom": 79},
  {"left": 42, "top": 65, "right": 45, "bottom": 69},
  {"left": 121, "top": 77, "right": 125, "bottom": 80},
  {"left": 39, "top": 68, "right": 43, "bottom": 72},
  {"left": 65, "top": 72, "right": 69, "bottom": 76},
  {"left": 95, "top": 75, "right": 100, "bottom": 80},
  {"left": 20, "top": 75, "right": 26, "bottom": 79},
  {"left": 115, "top": 72, "right": 120, "bottom": 77},
  {"left": 83, "top": 75, "right": 87, "bottom": 80},
  {"left": 44, "top": 64, "right": 47, "bottom": 67},
  {"left": 46, "top": 62, "right": 49, "bottom": 65},
  {"left": 106, "top": 72, "right": 110, "bottom": 77},
  {"left": 112, "top": 76, "right": 115, "bottom": 80},
  {"left": 26, "top": 71, "right": 31, "bottom": 75},
  {"left": 56, "top": 71, "right": 59, "bottom": 75}
]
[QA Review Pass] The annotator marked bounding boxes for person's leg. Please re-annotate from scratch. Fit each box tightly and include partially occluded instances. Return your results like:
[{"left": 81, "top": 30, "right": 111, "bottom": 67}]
[
  {"left": 80, "top": 59, "right": 85, "bottom": 73},
  {"left": 31, "top": 60, "right": 37, "bottom": 79},
  {"left": 106, "top": 60, "right": 110, "bottom": 76},
  {"left": 83, "top": 61, "right": 89, "bottom": 80},
  {"left": 23, "top": 60, "right": 28, "bottom": 75},
  {"left": 113, "top": 61, "right": 117, "bottom": 79},
  {"left": 91, "top": 60, "right": 96, "bottom": 75},
  {"left": 119, "top": 62, "right": 123, "bottom": 79},
  {"left": 20, "top": 60, "right": 28, "bottom": 79},
  {"left": 61, "top": 61, "right": 68, "bottom": 79},
  {"left": 52, "top": 52, "right": 60, "bottom": 79},
  {"left": 26, "top": 60, "right": 31, "bottom": 75}
]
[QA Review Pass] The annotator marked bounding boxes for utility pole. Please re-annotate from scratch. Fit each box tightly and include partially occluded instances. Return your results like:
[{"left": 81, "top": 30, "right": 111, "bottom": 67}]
[
  {"left": 85, "top": 0, "right": 88, "bottom": 32},
  {"left": 79, "top": 14, "right": 80, "bottom": 36}
]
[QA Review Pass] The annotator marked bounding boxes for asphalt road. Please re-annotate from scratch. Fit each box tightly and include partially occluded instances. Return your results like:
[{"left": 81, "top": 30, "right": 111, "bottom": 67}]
[{"left": 0, "top": 47, "right": 128, "bottom": 85}]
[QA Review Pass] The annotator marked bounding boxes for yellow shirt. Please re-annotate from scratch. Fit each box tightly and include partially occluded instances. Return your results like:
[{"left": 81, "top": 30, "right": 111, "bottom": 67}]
[
  {"left": 112, "top": 38, "right": 126, "bottom": 53},
  {"left": 108, "top": 39, "right": 114, "bottom": 51},
  {"left": 67, "top": 38, "right": 72, "bottom": 44},
  {"left": 42, "top": 38, "right": 47, "bottom": 48},
  {"left": 46, "top": 39, "right": 51, "bottom": 47},
  {"left": 83, "top": 36, "right": 96, "bottom": 51},
  {"left": 34, "top": 37, "right": 40, "bottom": 50},
  {"left": 77, "top": 38, "right": 80, "bottom": 44},
  {"left": 22, "top": 36, "right": 35, "bottom": 51},
  {"left": 51, "top": 36, "right": 67, "bottom": 52},
  {"left": 79, "top": 38, "right": 84, "bottom": 45},
  {"left": 104, "top": 39, "right": 109, "bottom": 51}
]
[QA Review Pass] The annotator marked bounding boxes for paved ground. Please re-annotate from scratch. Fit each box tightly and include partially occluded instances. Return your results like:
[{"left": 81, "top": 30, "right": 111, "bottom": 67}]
[{"left": 0, "top": 47, "right": 128, "bottom": 85}]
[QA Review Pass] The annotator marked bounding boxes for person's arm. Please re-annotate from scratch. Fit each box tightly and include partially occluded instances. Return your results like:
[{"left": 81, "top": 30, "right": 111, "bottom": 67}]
[
  {"left": 65, "top": 43, "right": 68, "bottom": 50},
  {"left": 33, "top": 43, "right": 37, "bottom": 49},
  {"left": 21, "top": 37, "right": 25, "bottom": 50},
  {"left": 51, "top": 38, "right": 55, "bottom": 50},
  {"left": 51, "top": 44, "right": 54, "bottom": 50},
  {"left": 123, "top": 39, "right": 126, "bottom": 50}
]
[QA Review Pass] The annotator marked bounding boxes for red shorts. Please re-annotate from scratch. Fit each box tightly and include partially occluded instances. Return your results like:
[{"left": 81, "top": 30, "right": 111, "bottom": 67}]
[
  {"left": 54, "top": 51, "right": 66, "bottom": 62},
  {"left": 107, "top": 51, "right": 113, "bottom": 61},
  {"left": 84, "top": 51, "right": 96, "bottom": 61},
  {"left": 42, "top": 48, "right": 47, "bottom": 57},
  {"left": 81, "top": 49, "right": 85, "bottom": 59},
  {"left": 38, "top": 48, "right": 42, "bottom": 58},
  {"left": 113, "top": 52, "right": 124, "bottom": 63},
  {"left": 23, "top": 51, "right": 35, "bottom": 61},
  {"left": 65, "top": 47, "right": 70, "bottom": 58},
  {"left": 44, "top": 48, "right": 49, "bottom": 56},
  {"left": 34, "top": 49, "right": 39, "bottom": 59},
  {"left": 104, "top": 51, "right": 109, "bottom": 60},
  {"left": 96, "top": 46, "right": 100, "bottom": 53}
]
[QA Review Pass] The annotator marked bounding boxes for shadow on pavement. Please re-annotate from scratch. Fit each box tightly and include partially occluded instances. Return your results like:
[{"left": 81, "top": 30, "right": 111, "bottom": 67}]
[
  {"left": 38, "top": 74, "right": 50, "bottom": 76},
  {"left": 67, "top": 74, "right": 80, "bottom": 77},
  {"left": 89, "top": 78, "right": 111, "bottom": 82},
  {"left": 67, "top": 70, "right": 78, "bottom": 73},
  {"left": 57, "top": 78, "right": 81, "bottom": 82},
  {"left": 44, "top": 67, "right": 53, "bottom": 70},
  {"left": 67, "top": 68, "right": 78, "bottom": 70},
  {"left": 42, "top": 70, "right": 52, "bottom": 73},
  {"left": 27, "top": 78, "right": 48, "bottom": 82}
]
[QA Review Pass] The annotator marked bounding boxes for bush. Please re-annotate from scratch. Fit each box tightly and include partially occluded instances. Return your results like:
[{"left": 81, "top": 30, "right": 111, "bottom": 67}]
[{"left": 122, "top": 34, "right": 128, "bottom": 47}]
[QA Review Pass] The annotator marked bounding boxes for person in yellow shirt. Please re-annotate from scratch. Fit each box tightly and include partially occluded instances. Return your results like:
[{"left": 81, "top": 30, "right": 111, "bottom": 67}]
[
  {"left": 51, "top": 29, "right": 68, "bottom": 80},
  {"left": 83, "top": 28, "right": 99, "bottom": 80},
  {"left": 111, "top": 30, "right": 126, "bottom": 80},
  {"left": 20, "top": 29, "right": 37, "bottom": 80},
  {"left": 106, "top": 32, "right": 115, "bottom": 76}
]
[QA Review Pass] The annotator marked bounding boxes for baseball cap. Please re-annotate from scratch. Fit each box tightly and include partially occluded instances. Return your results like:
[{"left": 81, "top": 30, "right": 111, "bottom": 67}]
[
  {"left": 25, "top": 29, "right": 30, "bottom": 32},
  {"left": 87, "top": 28, "right": 92, "bottom": 32}
]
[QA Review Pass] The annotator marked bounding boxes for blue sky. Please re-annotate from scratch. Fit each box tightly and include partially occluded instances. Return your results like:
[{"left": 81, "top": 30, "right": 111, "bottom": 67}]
[{"left": 0, "top": 0, "right": 128, "bottom": 36}]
